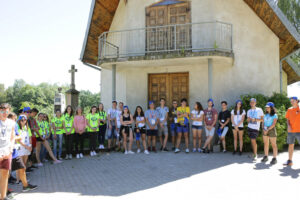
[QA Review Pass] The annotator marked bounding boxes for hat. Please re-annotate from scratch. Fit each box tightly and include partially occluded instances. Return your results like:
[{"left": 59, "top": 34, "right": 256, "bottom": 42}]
[
  {"left": 149, "top": 101, "right": 154, "bottom": 105},
  {"left": 208, "top": 98, "right": 214, "bottom": 107},
  {"left": 250, "top": 98, "right": 256, "bottom": 102},
  {"left": 290, "top": 96, "right": 298, "bottom": 101},
  {"left": 236, "top": 100, "right": 243, "bottom": 104},
  {"left": 265, "top": 102, "right": 275, "bottom": 108},
  {"left": 123, "top": 105, "right": 129, "bottom": 109},
  {"left": 18, "top": 115, "right": 27, "bottom": 121},
  {"left": 23, "top": 107, "right": 31, "bottom": 112}
]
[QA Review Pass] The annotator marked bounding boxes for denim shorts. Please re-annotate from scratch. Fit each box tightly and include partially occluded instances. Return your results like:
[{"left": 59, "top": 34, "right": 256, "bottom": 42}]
[
  {"left": 205, "top": 127, "right": 215, "bottom": 137},
  {"left": 287, "top": 132, "right": 300, "bottom": 144},
  {"left": 158, "top": 125, "right": 168, "bottom": 136},
  {"left": 146, "top": 129, "right": 158, "bottom": 136},
  {"left": 170, "top": 123, "right": 177, "bottom": 136},
  {"left": 192, "top": 125, "right": 203, "bottom": 130},
  {"left": 248, "top": 128, "right": 259, "bottom": 139},
  {"left": 107, "top": 125, "right": 118, "bottom": 139},
  {"left": 177, "top": 124, "right": 189, "bottom": 133}
]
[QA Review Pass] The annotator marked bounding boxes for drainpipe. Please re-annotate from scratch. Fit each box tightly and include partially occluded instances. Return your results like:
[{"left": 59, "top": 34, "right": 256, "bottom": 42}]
[
  {"left": 112, "top": 64, "right": 116, "bottom": 101},
  {"left": 208, "top": 58, "right": 213, "bottom": 99},
  {"left": 280, "top": 48, "right": 300, "bottom": 93}
]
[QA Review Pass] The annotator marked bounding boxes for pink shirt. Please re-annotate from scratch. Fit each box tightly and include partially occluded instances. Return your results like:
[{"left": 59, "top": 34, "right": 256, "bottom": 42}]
[{"left": 74, "top": 115, "right": 87, "bottom": 133}]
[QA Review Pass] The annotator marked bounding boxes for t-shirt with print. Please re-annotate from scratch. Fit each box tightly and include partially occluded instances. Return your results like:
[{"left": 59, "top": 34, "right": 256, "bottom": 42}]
[
  {"left": 145, "top": 109, "right": 159, "bottom": 130},
  {"left": 63, "top": 114, "right": 75, "bottom": 134},
  {"left": 116, "top": 109, "right": 122, "bottom": 128},
  {"left": 53, "top": 117, "right": 64, "bottom": 135},
  {"left": 177, "top": 106, "right": 190, "bottom": 125},
  {"left": 264, "top": 113, "right": 278, "bottom": 128},
  {"left": 0, "top": 119, "right": 15, "bottom": 157},
  {"left": 156, "top": 106, "right": 169, "bottom": 126},
  {"left": 231, "top": 109, "right": 246, "bottom": 128},
  {"left": 12, "top": 123, "right": 20, "bottom": 159},
  {"left": 135, "top": 116, "right": 145, "bottom": 128},
  {"left": 98, "top": 111, "right": 107, "bottom": 126},
  {"left": 169, "top": 107, "right": 178, "bottom": 124},
  {"left": 204, "top": 108, "right": 218, "bottom": 126},
  {"left": 108, "top": 108, "right": 118, "bottom": 126},
  {"left": 86, "top": 113, "right": 100, "bottom": 132},
  {"left": 247, "top": 107, "right": 264, "bottom": 130},
  {"left": 285, "top": 106, "right": 300, "bottom": 133},
  {"left": 218, "top": 110, "right": 231, "bottom": 127},
  {"left": 191, "top": 110, "right": 204, "bottom": 126}
]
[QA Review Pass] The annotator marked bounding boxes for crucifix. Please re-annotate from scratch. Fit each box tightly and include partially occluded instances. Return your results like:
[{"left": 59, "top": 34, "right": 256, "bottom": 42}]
[{"left": 69, "top": 65, "right": 78, "bottom": 90}]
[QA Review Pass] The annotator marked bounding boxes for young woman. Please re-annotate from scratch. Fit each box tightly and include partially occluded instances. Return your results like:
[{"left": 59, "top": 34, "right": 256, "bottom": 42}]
[
  {"left": 63, "top": 106, "right": 75, "bottom": 160},
  {"left": 74, "top": 107, "right": 86, "bottom": 159},
  {"left": 40, "top": 114, "right": 51, "bottom": 162},
  {"left": 261, "top": 102, "right": 278, "bottom": 164},
  {"left": 190, "top": 102, "right": 204, "bottom": 153},
  {"left": 36, "top": 113, "right": 61, "bottom": 166},
  {"left": 98, "top": 103, "right": 107, "bottom": 150},
  {"left": 175, "top": 98, "right": 190, "bottom": 153},
  {"left": 231, "top": 100, "right": 246, "bottom": 155},
  {"left": 52, "top": 110, "right": 65, "bottom": 160},
  {"left": 202, "top": 99, "right": 218, "bottom": 153},
  {"left": 133, "top": 106, "right": 149, "bottom": 154},
  {"left": 145, "top": 101, "right": 159, "bottom": 153},
  {"left": 169, "top": 100, "right": 178, "bottom": 151},
  {"left": 86, "top": 106, "right": 100, "bottom": 157},
  {"left": 120, "top": 106, "right": 134, "bottom": 154}
]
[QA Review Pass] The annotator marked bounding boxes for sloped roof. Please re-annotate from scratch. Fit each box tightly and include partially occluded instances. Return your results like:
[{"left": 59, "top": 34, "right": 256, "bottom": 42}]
[{"left": 80, "top": 0, "right": 300, "bottom": 84}]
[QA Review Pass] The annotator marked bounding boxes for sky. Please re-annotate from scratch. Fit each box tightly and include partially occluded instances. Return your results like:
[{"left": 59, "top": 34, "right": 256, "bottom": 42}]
[{"left": 0, "top": 0, "right": 299, "bottom": 97}]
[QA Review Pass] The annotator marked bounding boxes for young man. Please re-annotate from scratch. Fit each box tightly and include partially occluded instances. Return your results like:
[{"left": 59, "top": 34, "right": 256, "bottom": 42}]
[
  {"left": 217, "top": 101, "right": 231, "bottom": 153},
  {"left": 284, "top": 97, "right": 300, "bottom": 166},
  {"left": 107, "top": 101, "right": 118, "bottom": 152},
  {"left": 175, "top": 98, "right": 190, "bottom": 153},
  {"left": 145, "top": 101, "right": 159, "bottom": 153},
  {"left": 202, "top": 99, "right": 218, "bottom": 153},
  {"left": 247, "top": 98, "right": 264, "bottom": 161},
  {"left": 169, "top": 100, "right": 178, "bottom": 151},
  {"left": 156, "top": 98, "right": 169, "bottom": 151},
  {"left": 0, "top": 103, "right": 15, "bottom": 200}
]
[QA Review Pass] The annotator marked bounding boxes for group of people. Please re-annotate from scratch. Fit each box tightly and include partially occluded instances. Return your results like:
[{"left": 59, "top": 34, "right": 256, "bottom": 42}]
[{"left": 1, "top": 95, "right": 300, "bottom": 200}]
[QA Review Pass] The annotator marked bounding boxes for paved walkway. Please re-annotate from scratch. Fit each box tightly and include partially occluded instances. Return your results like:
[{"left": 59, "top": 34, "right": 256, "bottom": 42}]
[{"left": 10, "top": 149, "right": 300, "bottom": 200}]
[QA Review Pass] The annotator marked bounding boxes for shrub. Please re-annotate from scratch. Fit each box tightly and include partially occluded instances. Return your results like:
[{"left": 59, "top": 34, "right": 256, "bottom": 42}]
[{"left": 225, "top": 93, "right": 290, "bottom": 153}]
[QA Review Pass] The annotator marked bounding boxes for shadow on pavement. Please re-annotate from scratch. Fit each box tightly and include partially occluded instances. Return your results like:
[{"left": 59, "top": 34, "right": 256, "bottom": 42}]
[{"left": 278, "top": 167, "right": 300, "bottom": 179}]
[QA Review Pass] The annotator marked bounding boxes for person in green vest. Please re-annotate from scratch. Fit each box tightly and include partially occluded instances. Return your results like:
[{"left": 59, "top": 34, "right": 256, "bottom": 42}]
[
  {"left": 63, "top": 105, "right": 75, "bottom": 160},
  {"left": 40, "top": 114, "right": 52, "bottom": 162},
  {"left": 98, "top": 103, "right": 107, "bottom": 150},
  {"left": 52, "top": 110, "right": 65, "bottom": 160},
  {"left": 36, "top": 113, "right": 61, "bottom": 166},
  {"left": 86, "top": 106, "right": 100, "bottom": 157}
]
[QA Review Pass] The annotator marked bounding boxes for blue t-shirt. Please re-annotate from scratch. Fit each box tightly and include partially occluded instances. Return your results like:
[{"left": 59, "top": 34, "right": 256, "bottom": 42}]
[
  {"left": 264, "top": 114, "right": 278, "bottom": 128},
  {"left": 12, "top": 123, "right": 20, "bottom": 159},
  {"left": 156, "top": 106, "right": 169, "bottom": 125},
  {"left": 145, "top": 109, "right": 159, "bottom": 130}
]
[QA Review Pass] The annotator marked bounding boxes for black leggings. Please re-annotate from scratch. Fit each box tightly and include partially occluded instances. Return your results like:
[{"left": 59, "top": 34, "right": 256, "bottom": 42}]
[
  {"left": 64, "top": 134, "right": 74, "bottom": 155},
  {"left": 89, "top": 132, "right": 97, "bottom": 151},
  {"left": 75, "top": 133, "right": 85, "bottom": 154},
  {"left": 98, "top": 125, "right": 107, "bottom": 145}
]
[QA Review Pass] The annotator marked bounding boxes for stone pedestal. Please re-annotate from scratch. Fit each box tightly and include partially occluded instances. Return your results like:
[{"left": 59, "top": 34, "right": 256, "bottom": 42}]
[{"left": 66, "top": 89, "right": 80, "bottom": 110}]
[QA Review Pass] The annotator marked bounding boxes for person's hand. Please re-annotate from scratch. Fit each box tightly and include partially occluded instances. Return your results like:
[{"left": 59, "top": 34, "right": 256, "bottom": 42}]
[
  {"left": 53, "top": 135, "right": 57, "bottom": 140},
  {"left": 207, "top": 126, "right": 212, "bottom": 131},
  {"left": 136, "top": 129, "right": 140, "bottom": 133},
  {"left": 93, "top": 128, "right": 97, "bottom": 131},
  {"left": 263, "top": 130, "right": 268, "bottom": 135},
  {"left": 160, "top": 123, "right": 164, "bottom": 128},
  {"left": 234, "top": 126, "right": 239, "bottom": 131}
]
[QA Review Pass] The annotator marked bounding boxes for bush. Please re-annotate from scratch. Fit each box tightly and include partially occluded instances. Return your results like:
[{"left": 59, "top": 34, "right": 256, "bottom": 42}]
[{"left": 225, "top": 93, "right": 290, "bottom": 153}]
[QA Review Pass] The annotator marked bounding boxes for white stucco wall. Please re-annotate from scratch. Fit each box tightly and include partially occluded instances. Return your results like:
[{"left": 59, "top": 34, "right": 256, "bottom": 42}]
[{"left": 101, "top": 0, "right": 281, "bottom": 110}]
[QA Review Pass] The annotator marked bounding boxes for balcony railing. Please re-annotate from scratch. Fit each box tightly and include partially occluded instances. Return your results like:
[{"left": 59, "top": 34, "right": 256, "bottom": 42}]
[{"left": 98, "top": 21, "right": 233, "bottom": 62}]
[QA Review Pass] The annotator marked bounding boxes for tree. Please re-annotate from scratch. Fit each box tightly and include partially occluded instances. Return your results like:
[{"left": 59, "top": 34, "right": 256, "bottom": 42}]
[{"left": 0, "top": 84, "right": 6, "bottom": 104}]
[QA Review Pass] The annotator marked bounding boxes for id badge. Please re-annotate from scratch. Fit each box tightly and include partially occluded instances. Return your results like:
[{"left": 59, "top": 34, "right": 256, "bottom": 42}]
[
  {"left": 160, "top": 117, "right": 164, "bottom": 122},
  {"left": 151, "top": 119, "right": 155, "bottom": 125},
  {"left": 67, "top": 123, "right": 71, "bottom": 127},
  {"left": 174, "top": 117, "right": 178, "bottom": 123}
]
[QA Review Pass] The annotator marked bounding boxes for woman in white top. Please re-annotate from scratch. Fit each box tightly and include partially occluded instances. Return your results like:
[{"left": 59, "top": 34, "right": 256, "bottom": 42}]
[
  {"left": 231, "top": 100, "right": 246, "bottom": 155},
  {"left": 133, "top": 106, "right": 149, "bottom": 154},
  {"left": 190, "top": 102, "right": 204, "bottom": 153},
  {"left": 17, "top": 116, "right": 32, "bottom": 165}
]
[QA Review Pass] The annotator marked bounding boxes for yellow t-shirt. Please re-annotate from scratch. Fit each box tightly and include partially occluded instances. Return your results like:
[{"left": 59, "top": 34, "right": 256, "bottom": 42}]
[{"left": 177, "top": 106, "right": 190, "bottom": 124}]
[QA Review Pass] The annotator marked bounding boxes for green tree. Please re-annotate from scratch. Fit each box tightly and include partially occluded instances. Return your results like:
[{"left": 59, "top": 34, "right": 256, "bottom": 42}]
[{"left": 0, "top": 84, "right": 6, "bottom": 104}]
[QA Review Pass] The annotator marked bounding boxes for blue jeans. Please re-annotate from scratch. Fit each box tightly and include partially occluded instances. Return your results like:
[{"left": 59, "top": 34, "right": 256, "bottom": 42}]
[
  {"left": 53, "top": 134, "right": 64, "bottom": 158},
  {"left": 40, "top": 139, "right": 50, "bottom": 161}
]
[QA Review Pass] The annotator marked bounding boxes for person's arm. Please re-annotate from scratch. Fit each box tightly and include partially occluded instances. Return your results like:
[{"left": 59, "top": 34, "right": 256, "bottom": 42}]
[
  {"left": 246, "top": 111, "right": 251, "bottom": 123},
  {"left": 107, "top": 113, "right": 112, "bottom": 127},
  {"left": 231, "top": 113, "right": 237, "bottom": 127},
  {"left": 212, "top": 112, "right": 218, "bottom": 127},
  {"left": 129, "top": 114, "right": 134, "bottom": 124},
  {"left": 223, "top": 113, "right": 231, "bottom": 126},
  {"left": 120, "top": 115, "right": 125, "bottom": 125},
  {"left": 162, "top": 111, "right": 169, "bottom": 125},
  {"left": 238, "top": 114, "right": 245, "bottom": 126}
]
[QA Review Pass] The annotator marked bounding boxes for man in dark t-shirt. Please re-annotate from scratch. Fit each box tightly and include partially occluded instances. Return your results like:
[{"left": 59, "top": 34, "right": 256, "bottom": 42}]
[{"left": 218, "top": 101, "right": 231, "bottom": 152}]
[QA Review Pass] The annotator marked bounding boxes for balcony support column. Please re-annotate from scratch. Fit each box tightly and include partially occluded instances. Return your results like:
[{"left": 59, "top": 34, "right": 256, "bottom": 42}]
[
  {"left": 112, "top": 64, "right": 116, "bottom": 101},
  {"left": 208, "top": 58, "right": 213, "bottom": 99}
]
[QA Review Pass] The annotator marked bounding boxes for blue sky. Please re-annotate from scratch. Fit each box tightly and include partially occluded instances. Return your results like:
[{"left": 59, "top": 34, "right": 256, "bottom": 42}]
[{"left": 0, "top": 0, "right": 299, "bottom": 97}]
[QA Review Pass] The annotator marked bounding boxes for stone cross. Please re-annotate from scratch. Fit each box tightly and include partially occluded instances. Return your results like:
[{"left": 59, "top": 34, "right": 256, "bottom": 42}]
[{"left": 69, "top": 65, "right": 78, "bottom": 90}]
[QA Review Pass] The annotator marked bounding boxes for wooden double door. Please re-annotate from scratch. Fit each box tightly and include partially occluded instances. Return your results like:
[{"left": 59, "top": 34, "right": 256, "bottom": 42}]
[{"left": 148, "top": 72, "right": 189, "bottom": 107}]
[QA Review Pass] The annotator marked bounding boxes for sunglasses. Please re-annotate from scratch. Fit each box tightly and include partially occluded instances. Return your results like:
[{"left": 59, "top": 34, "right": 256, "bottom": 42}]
[{"left": 0, "top": 111, "right": 9, "bottom": 114}]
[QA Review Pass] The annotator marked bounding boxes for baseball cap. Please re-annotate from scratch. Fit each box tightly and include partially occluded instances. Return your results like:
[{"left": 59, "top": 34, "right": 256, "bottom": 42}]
[
  {"left": 149, "top": 101, "right": 154, "bottom": 105},
  {"left": 250, "top": 98, "right": 256, "bottom": 102},
  {"left": 18, "top": 115, "right": 27, "bottom": 121},
  {"left": 23, "top": 107, "right": 31, "bottom": 112},
  {"left": 290, "top": 96, "right": 298, "bottom": 101},
  {"left": 265, "top": 102, "right": 275, "bottom": 108}
]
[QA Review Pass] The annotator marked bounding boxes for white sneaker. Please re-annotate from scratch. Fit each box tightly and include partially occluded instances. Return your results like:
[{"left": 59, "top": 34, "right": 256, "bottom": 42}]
[
  {"left": 99, "top": 145, "right": 102, "bottom": 149},
  {"left": 69, "top": 154, "right": 72, "bottom": 159},
  {"left": 37, "top": 163, "right": 43, "bottom": 167},
  {"left": 128, "top": 150, "right": 135, "bottom": 154},
  {"left": 65, "top": 155, "right": 69, "bottom": 160},
  {"left": 90, "top": 151, "right": 93, "bottom": 156},
  {"left": 124, "top": 151, "right": 128, "bottom": 155},
  {"left": 53, "top": 160, "right": 62, "bottom": 164},
  {"left": 144, "top": 150, "right": 150, "bottom": 154},
  {"left": 76, "top": 154, "right": 80, "bottom": 159},
  {"left": 101, "top": 145, "right": 105, "bottom": 149},
  {"left": 80, "top": 153, "right": 83, "bottom": 158},
  {"left": 174, "top": 148, "right": 180, "bottom": 153},
  {"left": 93, "top": 151, "right": 97, "bottom": 156},
  {"left": 185, "top": 148, "right": 189, "bottom": 153},
  {"left": 137, "top": 149, "right": 141, "bottom": 153}
]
